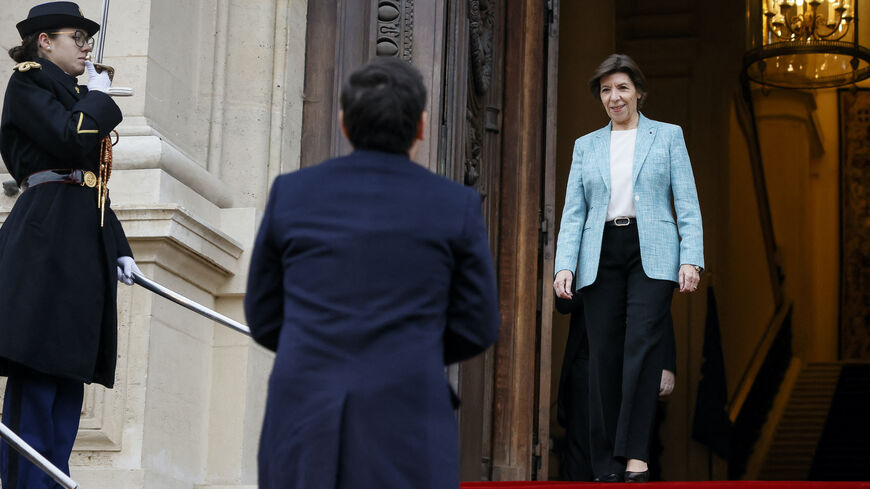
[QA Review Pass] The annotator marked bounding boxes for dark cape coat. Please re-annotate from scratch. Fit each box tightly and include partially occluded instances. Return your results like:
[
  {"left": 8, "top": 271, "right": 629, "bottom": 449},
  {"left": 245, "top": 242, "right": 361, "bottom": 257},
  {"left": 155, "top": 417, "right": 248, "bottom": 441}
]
[
  {"left": 245, "top": 150, "right": 500, "bottom": 489},
  {"left": 0, "top": 58, "right": 131, "bottom": 388}
]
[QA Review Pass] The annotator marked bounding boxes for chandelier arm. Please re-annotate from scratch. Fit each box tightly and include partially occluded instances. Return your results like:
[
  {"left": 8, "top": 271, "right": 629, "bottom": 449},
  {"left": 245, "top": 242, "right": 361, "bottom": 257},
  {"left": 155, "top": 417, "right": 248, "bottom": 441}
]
[
  {"left": 778, "top": 5, "right": 799, "bottom": 39},
  {"left": 815, "top": 8, "right": 847, "bottom": 40},
  {"left": 767, "top": 11, "right": 791, "bottom": 42},
  {"left": 789, "top": 13, "right": 806, "bottom": 39},
  {"left": 807, "top": 3, "right": 820, "bottom": 38},
  {"left": 823, "top": 23, "right": 852, "bottom": 42}
]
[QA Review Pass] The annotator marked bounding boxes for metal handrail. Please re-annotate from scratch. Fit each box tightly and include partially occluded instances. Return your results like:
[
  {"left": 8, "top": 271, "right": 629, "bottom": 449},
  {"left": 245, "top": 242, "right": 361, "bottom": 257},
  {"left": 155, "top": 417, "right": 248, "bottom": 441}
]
[
  {"left": 0, "top": 422, "right": 80, "bottom": 489},
  {"left": 131, "top": 271, "right": 251, "bottom": 336},
  {"left": 0, "top": 273, "right": 250, "bottom": 489}
]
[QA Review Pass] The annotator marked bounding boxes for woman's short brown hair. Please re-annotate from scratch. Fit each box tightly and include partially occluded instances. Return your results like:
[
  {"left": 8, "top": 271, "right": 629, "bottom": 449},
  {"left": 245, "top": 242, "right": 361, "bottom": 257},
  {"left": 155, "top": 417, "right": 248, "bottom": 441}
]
[{"left": 588, "top": 54, "right": 648, "bottom": 108}]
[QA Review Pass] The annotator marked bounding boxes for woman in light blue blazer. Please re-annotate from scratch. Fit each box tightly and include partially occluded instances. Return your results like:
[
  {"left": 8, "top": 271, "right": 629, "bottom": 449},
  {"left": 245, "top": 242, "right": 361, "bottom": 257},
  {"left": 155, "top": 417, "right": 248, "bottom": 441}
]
[{"left": 553, "top": 54, "right": 703, "bottom": 483}]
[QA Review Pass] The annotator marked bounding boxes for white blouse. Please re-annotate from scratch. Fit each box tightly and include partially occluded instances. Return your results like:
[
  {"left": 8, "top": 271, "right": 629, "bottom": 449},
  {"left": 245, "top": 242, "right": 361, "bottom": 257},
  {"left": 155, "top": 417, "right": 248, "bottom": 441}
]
[{"left": 606, "top": 128, "right": 637, "bottom": 221}]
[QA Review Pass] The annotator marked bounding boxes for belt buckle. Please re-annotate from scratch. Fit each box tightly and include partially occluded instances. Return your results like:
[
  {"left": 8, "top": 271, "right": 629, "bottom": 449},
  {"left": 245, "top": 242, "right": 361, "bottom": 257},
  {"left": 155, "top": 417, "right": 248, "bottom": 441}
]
[
  {"left": 613, "top": 216, "right": 631, "bottom": 227},
  {"left": 81, "top": 171, "right": 97, "bottom": 188}
]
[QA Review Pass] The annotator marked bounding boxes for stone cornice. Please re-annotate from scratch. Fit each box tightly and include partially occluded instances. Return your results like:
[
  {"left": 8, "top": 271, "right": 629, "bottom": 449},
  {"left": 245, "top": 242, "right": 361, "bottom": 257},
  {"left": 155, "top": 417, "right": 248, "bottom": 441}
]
[
  {"left": 113, "top": 132, "right": 237, "bottom": 209},
  {"left": 113, "top": 204, "right": 244, "bottom": 291}
]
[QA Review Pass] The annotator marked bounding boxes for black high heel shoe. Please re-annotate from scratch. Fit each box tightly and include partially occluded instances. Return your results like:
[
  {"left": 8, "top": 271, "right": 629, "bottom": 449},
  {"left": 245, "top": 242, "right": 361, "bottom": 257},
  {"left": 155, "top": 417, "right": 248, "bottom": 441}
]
[
  {"left": 624, "top": 469, "right": 650, "bottom": 482},
  {"left": 593, "top": 473, "right": 623, "bottom": 482}
]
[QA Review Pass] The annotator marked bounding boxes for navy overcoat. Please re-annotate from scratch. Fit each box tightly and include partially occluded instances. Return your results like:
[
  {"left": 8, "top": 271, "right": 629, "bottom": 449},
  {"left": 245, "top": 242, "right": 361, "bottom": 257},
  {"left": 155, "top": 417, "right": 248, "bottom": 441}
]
[
  {"left": 0, "top": 58, "right": 131, "bottom": 388},
  {"left": 245, "top": 149, "right": 499, "bottom": 489}
]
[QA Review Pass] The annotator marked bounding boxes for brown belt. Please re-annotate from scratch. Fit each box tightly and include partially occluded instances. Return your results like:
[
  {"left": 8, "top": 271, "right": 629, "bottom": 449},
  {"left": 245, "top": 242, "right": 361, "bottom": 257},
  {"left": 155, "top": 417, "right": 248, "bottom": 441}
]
[{"left": 21, "top": 169, "right": 97, "bottom": 191}]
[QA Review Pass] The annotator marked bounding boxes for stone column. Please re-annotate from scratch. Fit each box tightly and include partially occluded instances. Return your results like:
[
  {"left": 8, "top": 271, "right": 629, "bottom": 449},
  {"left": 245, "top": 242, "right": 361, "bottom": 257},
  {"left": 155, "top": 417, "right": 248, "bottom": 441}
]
[{"left": 753, "top": 89, "right": 826, "bottom": 364}]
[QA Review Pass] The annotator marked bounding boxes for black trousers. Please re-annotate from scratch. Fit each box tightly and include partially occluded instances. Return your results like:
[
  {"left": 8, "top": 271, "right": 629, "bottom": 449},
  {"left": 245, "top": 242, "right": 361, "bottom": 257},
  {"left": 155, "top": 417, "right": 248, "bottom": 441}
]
[
  {"left": 555, "top": 299, "right": 594, "bottom": 482},
  {"left": 581, "top": 222, "right": 674, "bottom": 476},
  {"left": 1, "top": 363, "right": 83, "bottom": 489}
]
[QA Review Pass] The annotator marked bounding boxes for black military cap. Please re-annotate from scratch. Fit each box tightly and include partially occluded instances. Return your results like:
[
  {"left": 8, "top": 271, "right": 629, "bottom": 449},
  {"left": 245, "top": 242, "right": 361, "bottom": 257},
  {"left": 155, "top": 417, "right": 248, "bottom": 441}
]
[{"left": 16, "top": 2, "right": 100, "bottom": 39}]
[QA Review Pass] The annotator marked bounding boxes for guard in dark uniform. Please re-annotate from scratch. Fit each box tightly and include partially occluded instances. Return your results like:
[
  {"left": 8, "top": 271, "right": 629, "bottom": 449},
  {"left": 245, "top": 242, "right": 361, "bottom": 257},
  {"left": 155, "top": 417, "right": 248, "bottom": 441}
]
[{"left": 0, "top": 3, "right": 140, "bottom": 488}]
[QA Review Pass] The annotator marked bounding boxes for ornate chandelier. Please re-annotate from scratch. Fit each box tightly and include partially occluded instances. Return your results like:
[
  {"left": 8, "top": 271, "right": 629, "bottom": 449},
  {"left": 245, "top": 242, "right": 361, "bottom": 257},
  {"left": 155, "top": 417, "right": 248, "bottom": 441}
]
[{"left": 744, "top": 0, "right": 870, "bottom": 88}]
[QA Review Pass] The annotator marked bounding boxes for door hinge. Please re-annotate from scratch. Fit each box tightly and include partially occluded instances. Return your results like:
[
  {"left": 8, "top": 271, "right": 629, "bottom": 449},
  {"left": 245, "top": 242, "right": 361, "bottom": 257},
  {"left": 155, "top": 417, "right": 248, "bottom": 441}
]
[
  {"left": 539, "top": 210, "right": 549, "bottom": 248},
  {"left": 531, "top": 436, "right": 543, "bottom": 479},
  {"left": 485, "top": 106, "right": 501, "bottom": 133},
  {"left": 546, "top": 0, "right": 555, "bottom": 28}
]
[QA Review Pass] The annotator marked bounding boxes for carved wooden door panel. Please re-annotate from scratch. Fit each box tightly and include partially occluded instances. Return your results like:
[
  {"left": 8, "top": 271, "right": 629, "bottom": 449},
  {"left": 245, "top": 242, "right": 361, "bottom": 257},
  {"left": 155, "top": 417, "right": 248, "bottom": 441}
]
[
  {"left": 438, "top": 0, "right": 506, "bottom": 481},
  {"left": 300, "top": 0, "right": 516, "bottom": 480}
]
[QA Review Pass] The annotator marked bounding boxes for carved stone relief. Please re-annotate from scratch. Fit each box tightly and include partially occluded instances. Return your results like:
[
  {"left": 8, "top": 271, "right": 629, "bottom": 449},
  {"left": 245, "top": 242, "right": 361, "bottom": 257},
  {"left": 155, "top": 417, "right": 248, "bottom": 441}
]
[{"left": 376, "top": 1, "right": 414, "bottom": 61}]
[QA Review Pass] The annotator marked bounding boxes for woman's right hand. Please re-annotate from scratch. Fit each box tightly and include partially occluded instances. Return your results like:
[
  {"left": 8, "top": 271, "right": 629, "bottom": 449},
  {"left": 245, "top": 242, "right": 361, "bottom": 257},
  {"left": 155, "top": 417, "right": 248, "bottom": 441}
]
[
  {"left": 85, "top": 61, "right": 111, "bottom": 93},
  {"left": 553, "top": 270, "right": 574, "bottom": 299}
]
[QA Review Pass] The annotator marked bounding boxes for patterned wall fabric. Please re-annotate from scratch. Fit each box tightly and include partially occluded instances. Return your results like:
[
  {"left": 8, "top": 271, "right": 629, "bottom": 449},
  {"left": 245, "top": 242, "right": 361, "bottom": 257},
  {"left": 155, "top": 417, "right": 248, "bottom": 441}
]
[{"left": 839, "top": 89, "right": 870, "bottom": 360}]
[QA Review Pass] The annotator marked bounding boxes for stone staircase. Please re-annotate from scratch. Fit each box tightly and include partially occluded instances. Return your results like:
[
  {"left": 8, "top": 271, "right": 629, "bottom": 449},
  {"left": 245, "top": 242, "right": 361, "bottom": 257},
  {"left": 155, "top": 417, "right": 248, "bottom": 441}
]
[
  {"left": 755, "top": 362, "right": 870, "bottom": 480},
  {"left": 757, "top": 363, "right": 842, "bottom": 480},
  {"left": 808, "top": 363, "right": 870, "bottom": 480}
]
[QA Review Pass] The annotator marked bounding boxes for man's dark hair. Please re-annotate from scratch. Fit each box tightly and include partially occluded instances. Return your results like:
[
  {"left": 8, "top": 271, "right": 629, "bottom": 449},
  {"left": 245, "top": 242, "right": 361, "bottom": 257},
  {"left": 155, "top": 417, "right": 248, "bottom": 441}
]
[
  {"left": 588, "top": 53, "right": 648, "bottom": 108},
  {"left": 340, "top": 57, "right": 427, "bottom": 154}
]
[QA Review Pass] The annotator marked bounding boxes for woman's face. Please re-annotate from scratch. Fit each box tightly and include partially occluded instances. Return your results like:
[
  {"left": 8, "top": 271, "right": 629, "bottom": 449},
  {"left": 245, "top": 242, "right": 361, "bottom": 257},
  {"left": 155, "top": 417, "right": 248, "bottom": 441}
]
[
  {"left": 599, "top": 72, "right": 641, "bottom": 128},
  {"left": 40, "top": 27, "right": 92, "bottom": 76}
]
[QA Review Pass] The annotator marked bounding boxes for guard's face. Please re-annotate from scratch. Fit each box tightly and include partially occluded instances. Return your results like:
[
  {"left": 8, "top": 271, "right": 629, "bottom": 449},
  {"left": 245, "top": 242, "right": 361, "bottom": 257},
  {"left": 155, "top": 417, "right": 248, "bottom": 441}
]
[
  {"left": 599, "top": 72, "right": 641, "bottom": 128},
  {"left": 43, "top": 27, "right": 92, "bottom": 76}
]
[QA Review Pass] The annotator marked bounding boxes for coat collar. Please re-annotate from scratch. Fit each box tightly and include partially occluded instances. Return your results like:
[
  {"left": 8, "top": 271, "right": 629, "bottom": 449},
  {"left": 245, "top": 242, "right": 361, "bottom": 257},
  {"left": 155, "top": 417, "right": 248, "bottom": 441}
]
[
  {"left": 35, "top": 57, "right": 84, "bottom": 99},
  {"left": 632, "top": 113, "right": 657, "bottom": 184},
  {"left": 592, "top": 122, "right": 612, "bottom": 192},
  {"left": 592, "top": 113, "right": 658, "bottom": 190}
]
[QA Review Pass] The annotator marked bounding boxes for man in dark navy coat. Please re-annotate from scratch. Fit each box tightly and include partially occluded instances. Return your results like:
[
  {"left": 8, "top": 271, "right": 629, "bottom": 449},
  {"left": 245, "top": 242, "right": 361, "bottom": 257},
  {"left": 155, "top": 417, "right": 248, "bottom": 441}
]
[{"left": 244, "top": 57, "right": 500, "bottom": 489}]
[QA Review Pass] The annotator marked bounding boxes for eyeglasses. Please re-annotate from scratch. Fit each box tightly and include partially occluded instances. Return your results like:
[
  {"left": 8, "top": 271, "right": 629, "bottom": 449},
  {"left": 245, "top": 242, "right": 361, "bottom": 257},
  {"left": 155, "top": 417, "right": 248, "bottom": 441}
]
[{"left": 50, "top": 30, "right": 95, "bottom": 49}]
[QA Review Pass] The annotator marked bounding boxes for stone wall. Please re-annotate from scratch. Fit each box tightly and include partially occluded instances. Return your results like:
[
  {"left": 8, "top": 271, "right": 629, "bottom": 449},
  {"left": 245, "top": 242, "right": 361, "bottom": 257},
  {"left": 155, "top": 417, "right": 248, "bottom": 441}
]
[{"left": 0, "top": 1, "right": 309, "bottom": 488}]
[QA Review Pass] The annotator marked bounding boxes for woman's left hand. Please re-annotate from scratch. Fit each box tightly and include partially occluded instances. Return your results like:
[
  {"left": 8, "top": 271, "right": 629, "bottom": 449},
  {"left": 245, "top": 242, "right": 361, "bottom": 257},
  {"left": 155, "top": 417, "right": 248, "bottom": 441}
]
[
  {"left": 659, "top": 369, "right": 675, "bottom": 398},
  {"left": 678, "top": 264, "right": 700, "bottom": 293}
]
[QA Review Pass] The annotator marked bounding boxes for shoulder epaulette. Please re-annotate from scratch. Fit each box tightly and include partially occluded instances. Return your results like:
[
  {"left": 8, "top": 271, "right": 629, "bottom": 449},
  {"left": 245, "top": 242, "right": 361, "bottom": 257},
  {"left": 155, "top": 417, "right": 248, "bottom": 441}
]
[{"left": 12, "top": 61, "right": 41, "bottom": 72}]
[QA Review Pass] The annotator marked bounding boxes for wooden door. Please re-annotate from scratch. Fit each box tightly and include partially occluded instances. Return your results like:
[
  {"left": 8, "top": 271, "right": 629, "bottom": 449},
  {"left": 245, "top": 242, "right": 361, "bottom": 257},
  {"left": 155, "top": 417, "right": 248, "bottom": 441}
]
[
  {"left": 437, "top": 0, "right": 507, "bottom": 480},
  {"left": 432, "top": 0, "right": 559, "bottom": 479},
  {"left": 488, "top": 0, "right": 553, "bottom": 480},
  {"left": 535, "top": 0, "right": 560, "bottom": 480},
  {"left": 298, "top": 0, "right": 559, "bottom": 481},
  {"left": 298, "top": 1, "right": 508, "bottom": 479}
]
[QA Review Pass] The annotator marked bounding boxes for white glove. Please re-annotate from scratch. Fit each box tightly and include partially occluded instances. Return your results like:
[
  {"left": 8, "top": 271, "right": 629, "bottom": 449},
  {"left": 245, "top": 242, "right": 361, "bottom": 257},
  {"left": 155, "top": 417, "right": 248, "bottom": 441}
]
[
  {"left": 85, "top": 61, "right": 111, "bottom": 93},
  {"left": 117, "top": 256, "right": 141, "bottom": 286}
]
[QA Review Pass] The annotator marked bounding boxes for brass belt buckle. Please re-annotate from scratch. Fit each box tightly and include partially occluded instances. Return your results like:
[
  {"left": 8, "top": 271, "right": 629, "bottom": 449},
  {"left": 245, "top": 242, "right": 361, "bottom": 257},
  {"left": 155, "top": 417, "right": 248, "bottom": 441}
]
[
  {"left": 82, "top": 171, "right": 97, "bottom": 188},
  {"left": 613, "top": 216, "right": 631, "bottom": 226}
]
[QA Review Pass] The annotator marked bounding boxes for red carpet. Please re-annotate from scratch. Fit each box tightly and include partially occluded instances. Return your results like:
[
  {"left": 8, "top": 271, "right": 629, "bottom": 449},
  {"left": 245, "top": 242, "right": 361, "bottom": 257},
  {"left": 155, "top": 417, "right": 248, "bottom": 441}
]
[{"left": 462, "top": 482, "right": 870, "bottom": 488}]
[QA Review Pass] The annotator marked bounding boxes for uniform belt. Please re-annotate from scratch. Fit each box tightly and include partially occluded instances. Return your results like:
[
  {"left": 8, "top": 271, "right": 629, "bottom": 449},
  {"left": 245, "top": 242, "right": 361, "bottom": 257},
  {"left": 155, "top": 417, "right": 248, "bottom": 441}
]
[
  {"left": 21, "top": 169, "right": 97, "bottom": 190},
  {"left": 605, "top": 216, "right": 636, "bottom": 227}
]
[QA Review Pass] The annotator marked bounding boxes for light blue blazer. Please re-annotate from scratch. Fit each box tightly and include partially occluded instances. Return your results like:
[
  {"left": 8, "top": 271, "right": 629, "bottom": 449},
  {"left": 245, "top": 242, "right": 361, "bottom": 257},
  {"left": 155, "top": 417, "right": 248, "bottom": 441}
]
[{"left": 555, "top": 113, "right": 704, "bottom": 290}]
